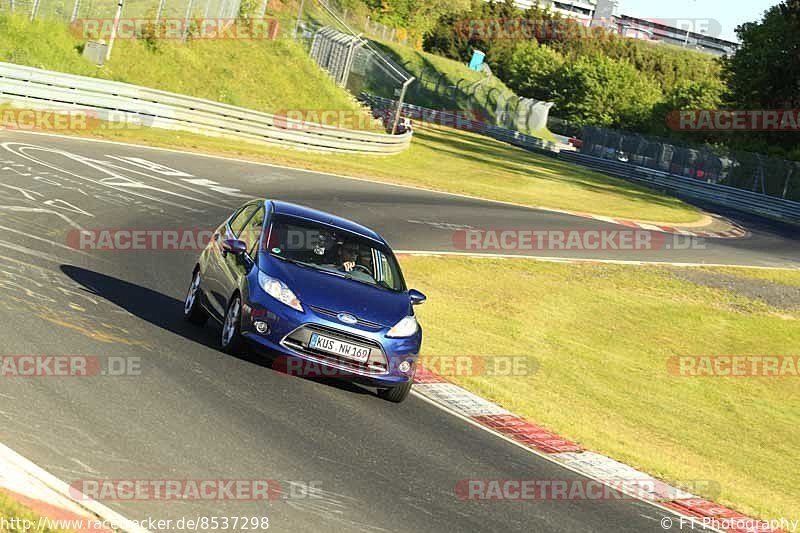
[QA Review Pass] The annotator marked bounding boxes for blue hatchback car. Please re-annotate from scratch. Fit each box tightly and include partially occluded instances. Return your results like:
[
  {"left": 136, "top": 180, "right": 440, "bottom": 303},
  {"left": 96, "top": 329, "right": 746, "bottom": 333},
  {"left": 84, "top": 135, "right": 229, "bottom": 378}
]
[{"left": 184, "top": 200, "right": 426, "bottom": 402}]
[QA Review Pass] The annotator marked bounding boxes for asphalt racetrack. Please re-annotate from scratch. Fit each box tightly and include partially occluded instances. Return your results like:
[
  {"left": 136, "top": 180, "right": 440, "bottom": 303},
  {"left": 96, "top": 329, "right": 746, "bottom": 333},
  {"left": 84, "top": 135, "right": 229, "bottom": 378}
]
[{"left": 1, "top": 130, "right": 796, "bottom": 532}]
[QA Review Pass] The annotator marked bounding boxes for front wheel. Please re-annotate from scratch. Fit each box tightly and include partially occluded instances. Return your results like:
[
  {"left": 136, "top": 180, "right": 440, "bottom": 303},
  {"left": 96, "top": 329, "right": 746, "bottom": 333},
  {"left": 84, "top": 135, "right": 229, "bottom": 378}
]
[
  {"left": 378, "top": 380, "right": 413, "bottom": 403},
  {"left": 220, "top": 294, "right": 244, "bottom": 354},
  {"left": 184, "top": 270, "right": 208, "bottom": 325}
]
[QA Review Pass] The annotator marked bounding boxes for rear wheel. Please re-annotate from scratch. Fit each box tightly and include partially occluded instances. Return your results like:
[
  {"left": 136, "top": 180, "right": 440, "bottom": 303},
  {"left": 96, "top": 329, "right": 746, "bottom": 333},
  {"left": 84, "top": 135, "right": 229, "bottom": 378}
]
[
  {"left": 221, "top": 294, "right": 244, "bottom": 354},
  {"left": 378, "top": 380, "right": 413, "bottom": 403},
  {"left": 184, "top": 270, "right": 208, "bottom": 325}
]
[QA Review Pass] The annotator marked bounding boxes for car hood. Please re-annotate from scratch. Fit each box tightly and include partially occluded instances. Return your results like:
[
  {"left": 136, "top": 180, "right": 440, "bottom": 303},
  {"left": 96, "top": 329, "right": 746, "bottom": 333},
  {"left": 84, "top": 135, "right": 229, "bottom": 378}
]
[{"left": 263, "top": 258, "right": 411, "bottom": 327}]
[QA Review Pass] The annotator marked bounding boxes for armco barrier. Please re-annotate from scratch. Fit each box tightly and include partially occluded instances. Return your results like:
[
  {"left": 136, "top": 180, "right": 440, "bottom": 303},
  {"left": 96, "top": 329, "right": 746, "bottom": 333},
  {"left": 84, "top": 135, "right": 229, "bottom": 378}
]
[
  {"left": 359, "top": 93, "right": 557, "bottom": 154},
  {"left": 559, "top": 151, "right": 800, "bottom": 222},
  {"left": 0, "top": 62, "right": 412, "bottom": 154}
]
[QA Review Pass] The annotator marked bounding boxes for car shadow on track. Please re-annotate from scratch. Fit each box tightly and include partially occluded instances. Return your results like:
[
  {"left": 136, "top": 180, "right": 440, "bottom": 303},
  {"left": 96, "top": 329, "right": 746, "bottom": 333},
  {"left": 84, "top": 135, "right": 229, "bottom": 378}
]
[{"left": 60, "top": 265, "right": 374, "bottom": 399}]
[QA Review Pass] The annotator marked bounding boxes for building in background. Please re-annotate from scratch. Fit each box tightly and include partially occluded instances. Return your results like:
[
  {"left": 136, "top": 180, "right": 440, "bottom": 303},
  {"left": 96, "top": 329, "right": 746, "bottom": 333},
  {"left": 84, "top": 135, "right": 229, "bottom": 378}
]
[
  {"left": 613, "top": 14, "right": 737, "bottom": 56},
  {"left": 509, "top": 0, "right": 737, "bottom": 56}
]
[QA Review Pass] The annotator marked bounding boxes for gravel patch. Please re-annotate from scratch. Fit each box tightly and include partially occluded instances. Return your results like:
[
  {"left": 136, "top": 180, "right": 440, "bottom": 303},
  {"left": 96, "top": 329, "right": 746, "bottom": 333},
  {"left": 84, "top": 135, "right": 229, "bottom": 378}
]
[{"left": 669, "top": 269, "right": 800, "bottom": 311}]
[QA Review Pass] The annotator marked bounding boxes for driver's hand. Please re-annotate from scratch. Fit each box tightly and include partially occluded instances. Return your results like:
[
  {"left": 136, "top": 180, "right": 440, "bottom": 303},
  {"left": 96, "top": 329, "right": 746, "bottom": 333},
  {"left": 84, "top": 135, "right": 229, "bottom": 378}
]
[{"left": 343, "top": 261, "right": 355, "bottom": 272}]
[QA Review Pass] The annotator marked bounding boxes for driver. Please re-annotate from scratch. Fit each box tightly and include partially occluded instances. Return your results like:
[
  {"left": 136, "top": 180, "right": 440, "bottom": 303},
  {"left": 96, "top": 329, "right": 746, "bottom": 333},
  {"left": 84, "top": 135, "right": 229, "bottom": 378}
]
[{"left": 338, "top": 242, "right": 358, "bottom": 272}]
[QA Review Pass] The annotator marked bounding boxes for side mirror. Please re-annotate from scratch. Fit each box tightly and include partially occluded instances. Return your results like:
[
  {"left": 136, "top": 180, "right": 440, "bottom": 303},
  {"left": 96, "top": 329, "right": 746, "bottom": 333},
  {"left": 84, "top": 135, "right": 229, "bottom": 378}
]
[
  {"left": 221, "top": 239, "right": 247, "bottom": 257},
  {"left": 409, "top": 289, "right": 426, "bottom": 306}
]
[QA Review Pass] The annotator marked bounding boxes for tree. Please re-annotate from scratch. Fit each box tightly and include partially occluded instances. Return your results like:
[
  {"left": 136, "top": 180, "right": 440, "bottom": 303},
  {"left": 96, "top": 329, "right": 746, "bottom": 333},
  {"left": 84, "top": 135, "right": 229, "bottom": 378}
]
[
  {"left": 722, "top": 0, "right": 800, "bottom": 153},
  {"left": 650, "top": 79, "right": 725, "bottom": 137},
  {"left": 547, "top": 54, "right": 662, "bottom": 129},
  {"left": 503, "top": 41, "right": 564, "bottom": 101},
  {"left": 724, "top": 0, "right": 800, "bottom": 109}
]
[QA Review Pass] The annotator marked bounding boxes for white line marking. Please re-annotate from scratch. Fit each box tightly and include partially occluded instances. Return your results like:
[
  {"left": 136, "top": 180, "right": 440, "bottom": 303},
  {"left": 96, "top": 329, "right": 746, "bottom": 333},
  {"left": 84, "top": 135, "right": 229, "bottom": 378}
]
[
  {"left": 1, "top": 129, "right": 720, "bottom": 230},
  {"left": 1, "top": 143, "right": 209, "bottom": 212},
  {"left": 0, "top": 442, "right": 150, "bottom": 533}
]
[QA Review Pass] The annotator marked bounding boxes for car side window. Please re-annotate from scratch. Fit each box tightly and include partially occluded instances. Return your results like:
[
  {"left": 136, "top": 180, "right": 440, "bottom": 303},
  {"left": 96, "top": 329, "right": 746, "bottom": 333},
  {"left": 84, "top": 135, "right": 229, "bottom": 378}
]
[
  {"left": 239, "top": 207, "right": 265, "bottom": 255},
  {"left": 229, "top": 204, "right": 260, "bottom": 237},
  {"left": 375, "top": 250, "right": 396, "bottom": 288}
]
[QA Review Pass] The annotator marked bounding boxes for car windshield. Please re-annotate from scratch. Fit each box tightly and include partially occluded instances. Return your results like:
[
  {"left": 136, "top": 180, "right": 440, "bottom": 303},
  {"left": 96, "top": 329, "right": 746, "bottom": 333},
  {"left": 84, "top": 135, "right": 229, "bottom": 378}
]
[{"left": 265, "top": 214, "right": 405, "bottom": 292}]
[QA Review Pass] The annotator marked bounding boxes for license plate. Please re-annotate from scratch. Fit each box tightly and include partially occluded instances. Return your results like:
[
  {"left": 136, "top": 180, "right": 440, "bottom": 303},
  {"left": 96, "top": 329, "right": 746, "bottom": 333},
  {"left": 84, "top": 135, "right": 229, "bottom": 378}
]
[{"left": 309, "top": 334, "right": 371, "bottom": 362}]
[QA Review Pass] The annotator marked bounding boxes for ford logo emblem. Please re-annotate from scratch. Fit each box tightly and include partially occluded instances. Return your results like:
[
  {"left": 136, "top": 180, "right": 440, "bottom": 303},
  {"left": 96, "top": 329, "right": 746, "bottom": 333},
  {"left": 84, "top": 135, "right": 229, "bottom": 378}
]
[{"left": 337, "top": 313, "right": 358, "bottom": 325}]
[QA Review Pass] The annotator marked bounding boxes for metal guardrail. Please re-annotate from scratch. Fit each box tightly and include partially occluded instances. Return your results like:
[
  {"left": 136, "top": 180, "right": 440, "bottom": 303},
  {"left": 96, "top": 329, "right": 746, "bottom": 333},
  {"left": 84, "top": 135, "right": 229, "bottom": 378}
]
[
  {"left": 559, "top": 151, "right": 800, "bottom": 222},
  {"left": 0, "top": 62, "right": 412, "bottom": 154},
  {"left": 359, "top": 94, "right": 558, "bottom": 154}
]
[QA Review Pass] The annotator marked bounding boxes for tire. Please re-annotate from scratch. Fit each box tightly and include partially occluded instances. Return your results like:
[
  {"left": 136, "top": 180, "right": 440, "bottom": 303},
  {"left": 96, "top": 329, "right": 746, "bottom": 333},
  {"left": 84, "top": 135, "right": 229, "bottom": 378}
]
[
  {"left": 378, "top": 380, "right": 413, "bottom": 403},
  {"left": 184, "top": 270, "right": 208, "bottom": 325},
  {"left": 220, "top": 293, "right": 244, "bottom": 354}
]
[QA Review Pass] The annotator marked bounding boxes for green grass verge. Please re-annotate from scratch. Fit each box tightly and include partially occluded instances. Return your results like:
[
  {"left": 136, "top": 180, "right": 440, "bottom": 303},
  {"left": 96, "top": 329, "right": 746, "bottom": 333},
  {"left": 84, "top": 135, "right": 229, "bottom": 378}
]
[
  {"left": 0, "top": 492, "right": 71, "bottom": 532},
  {"left": 36, "top": 118, "right": 701, "bottom": 223},
  {"left": 402, "top": 256, "right": 799, "bottom": 523}
]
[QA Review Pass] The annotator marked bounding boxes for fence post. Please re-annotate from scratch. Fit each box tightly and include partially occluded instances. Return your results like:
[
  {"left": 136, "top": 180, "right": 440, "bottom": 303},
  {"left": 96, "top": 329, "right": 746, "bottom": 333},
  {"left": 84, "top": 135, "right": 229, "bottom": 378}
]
[
  {"left": 292, "top": 0, "right": 304, "bottom": 39},
  {"left": 782, "top": 166, "right": 794, "bottom": 199},
  {"left": 155, "top": 0, "right": 165, "bottom": 24},
  {"left": 182, "top": 0, "right": 195, "bottom": 41},
  {"left": 752, "top": 154, "right": 766, "bottom": 194},
  {"left": 29, "top": 0, "right": 41, "bottom": 21},
  {"left": 105, "top": 0, "right": 123, "bottom": 61},
  {"left": 70, "top": 0, "right": 81, "bottom": 22},
  {"left": 392, "top": 77, "right": 414, "bottom": 135},
  {"left": 257, "top": 0, "right": 267, "bottom": 17}
]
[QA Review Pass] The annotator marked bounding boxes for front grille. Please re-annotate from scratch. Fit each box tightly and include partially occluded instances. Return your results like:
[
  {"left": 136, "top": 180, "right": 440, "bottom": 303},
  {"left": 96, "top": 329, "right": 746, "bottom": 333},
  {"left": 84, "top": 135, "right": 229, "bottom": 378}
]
[
  {"left": 309, "top": 305, "right": 384, "bottom": 329},
  {"left": 281, "top": 324, "right": 389, "bottom": 375}
]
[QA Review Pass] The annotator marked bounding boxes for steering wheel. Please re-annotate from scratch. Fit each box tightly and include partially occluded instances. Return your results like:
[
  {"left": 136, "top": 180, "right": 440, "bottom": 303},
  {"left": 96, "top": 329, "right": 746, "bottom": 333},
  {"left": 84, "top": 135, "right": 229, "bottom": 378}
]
[{"left": 350, "top": 264, "right": 373, "bottom": 276}]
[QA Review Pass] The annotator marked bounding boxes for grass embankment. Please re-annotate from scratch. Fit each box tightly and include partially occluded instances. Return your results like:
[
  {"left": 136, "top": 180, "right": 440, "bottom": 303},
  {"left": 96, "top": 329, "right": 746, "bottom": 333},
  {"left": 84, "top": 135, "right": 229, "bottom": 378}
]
[
  {"left": 0, "top": 14, "right": 365, "bottom": 118},
  {"left": 0, "top": 492, "right": 71, "bottom": 532},
  {"left": 403, "top": 257, "right": 800, "bottom": 523}
]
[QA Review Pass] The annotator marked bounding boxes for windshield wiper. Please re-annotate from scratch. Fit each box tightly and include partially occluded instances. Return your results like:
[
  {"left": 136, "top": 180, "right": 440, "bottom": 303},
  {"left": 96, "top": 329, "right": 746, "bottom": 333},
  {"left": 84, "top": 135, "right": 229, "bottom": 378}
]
[
  {"left": 343, "top": 273, "right": 400, "bottom": 292},
  {"left": 272, "top": 254, "right": 346, "bottom": 277}
]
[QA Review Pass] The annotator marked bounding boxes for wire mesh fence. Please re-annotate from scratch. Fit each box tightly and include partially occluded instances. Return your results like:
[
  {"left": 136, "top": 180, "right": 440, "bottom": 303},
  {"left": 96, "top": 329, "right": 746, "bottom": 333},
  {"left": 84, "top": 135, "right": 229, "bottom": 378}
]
[
  {"left": 294, "top": 1, "right": 413, "bottom": 134},
  {"left": 410, "top": 66, "right": 553, "bottom": 133},
  {"left": 579, "top": 126, "right": 800, "bottom": 201},
  {"left": 293, "top": 1, "right": 553, "bottom": 134},
  {"left": 0, "top": 0, "right": 241, "bottom": 28},
  {"left": 312, "top": 0, "right": 407, "bottom": 46}
]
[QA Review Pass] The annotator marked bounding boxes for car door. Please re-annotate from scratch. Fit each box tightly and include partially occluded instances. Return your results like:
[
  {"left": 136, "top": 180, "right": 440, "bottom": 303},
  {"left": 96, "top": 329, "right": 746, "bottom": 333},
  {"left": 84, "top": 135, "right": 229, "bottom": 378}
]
[
  {"left": 205, "top": 203, "right": 262, "bottom": 317},
  {"left": 217, "top": 204, "right": 266, "bottom": 309}
]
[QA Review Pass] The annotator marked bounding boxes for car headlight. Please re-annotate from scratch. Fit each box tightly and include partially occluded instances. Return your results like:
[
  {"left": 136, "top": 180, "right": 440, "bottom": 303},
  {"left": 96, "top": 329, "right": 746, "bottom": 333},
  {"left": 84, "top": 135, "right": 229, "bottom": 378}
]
[
  {"left": 258, "top": 271, "right": 303, "bottom": 312},
  {"left": 387, "top": 316, "right": 418, "bottom": 338}
]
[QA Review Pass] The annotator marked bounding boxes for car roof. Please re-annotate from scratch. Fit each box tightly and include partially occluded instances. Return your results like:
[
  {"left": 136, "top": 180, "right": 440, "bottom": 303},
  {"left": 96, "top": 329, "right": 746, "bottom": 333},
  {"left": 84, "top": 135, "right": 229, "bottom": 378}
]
[{"left": 268, "top": 200, "right": 386, "bottom": 245}]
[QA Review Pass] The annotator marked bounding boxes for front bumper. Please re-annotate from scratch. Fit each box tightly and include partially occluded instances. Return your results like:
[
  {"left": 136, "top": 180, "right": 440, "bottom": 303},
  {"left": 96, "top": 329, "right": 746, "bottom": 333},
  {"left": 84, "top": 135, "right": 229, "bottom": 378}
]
[{"left": 241, "top": 298, "right": 420, "bottom": 388}]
